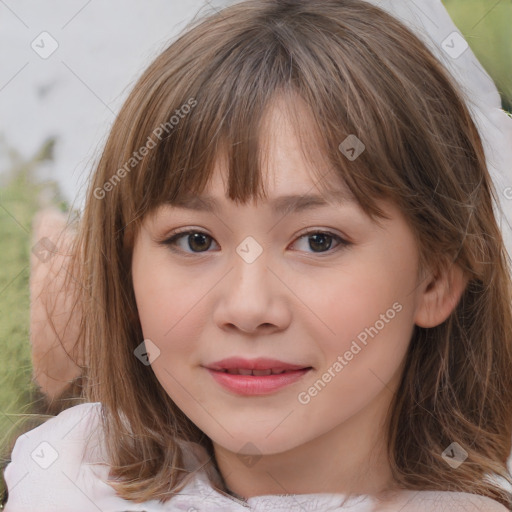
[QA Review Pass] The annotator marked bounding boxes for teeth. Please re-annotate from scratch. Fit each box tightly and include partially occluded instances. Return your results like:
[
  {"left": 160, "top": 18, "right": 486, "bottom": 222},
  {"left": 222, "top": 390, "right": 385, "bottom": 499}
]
[
  {"left": 252, "top": 369, "right": 272, "bottom": 376},
  {"left": 221, "top": 368, "right": 290, "bottom": 376}
]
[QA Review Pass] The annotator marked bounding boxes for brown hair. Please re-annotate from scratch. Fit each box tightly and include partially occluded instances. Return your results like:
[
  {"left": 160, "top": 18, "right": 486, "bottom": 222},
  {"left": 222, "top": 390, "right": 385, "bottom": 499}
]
[{"left": 36, "top": 0, "right": 512, "bottom": 507}]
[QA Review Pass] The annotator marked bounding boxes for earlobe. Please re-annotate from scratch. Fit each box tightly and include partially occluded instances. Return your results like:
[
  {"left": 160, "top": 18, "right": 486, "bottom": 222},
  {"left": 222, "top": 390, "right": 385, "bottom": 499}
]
[{"left": 414, "top": 263, "right": 468, "bottom": 328}]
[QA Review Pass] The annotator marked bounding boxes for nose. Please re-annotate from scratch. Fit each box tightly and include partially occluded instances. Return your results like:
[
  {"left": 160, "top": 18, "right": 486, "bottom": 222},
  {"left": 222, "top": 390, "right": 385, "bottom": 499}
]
[{"left": 212, "top": 246, "right": 292, "bottom": 335}]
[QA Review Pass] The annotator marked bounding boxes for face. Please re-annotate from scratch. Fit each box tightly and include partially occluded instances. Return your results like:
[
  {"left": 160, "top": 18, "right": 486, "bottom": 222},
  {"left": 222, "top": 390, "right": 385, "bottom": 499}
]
[{"left": 131, "top": 101, "right": 426, "bottom": 458}]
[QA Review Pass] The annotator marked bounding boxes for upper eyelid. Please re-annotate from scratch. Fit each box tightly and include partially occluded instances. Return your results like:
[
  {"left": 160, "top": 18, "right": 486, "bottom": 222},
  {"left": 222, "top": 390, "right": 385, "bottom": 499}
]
[
  {"left": 163, "top": 226, "right": 348, "bottom": 241},
  {"left": 160, "top": 228, "right": 350, "bottom": 254}
]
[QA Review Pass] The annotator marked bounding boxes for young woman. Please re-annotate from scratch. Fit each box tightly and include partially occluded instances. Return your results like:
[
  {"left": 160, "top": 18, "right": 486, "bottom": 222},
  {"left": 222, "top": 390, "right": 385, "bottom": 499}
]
[{"left": 5, "top": 0, "right": 512, "bottom": 510}]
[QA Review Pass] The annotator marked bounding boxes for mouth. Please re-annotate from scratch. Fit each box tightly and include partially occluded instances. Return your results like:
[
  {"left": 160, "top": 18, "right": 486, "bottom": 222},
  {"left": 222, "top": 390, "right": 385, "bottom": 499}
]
[
  {"left": 205, "top": 357, "right": 312, "bottom": 373},
  {"left": 203, "top": 357, "right": 313, "bottom": 395},
  {"left": 213, "top": 368, "right": 312, "bottom": 376}
]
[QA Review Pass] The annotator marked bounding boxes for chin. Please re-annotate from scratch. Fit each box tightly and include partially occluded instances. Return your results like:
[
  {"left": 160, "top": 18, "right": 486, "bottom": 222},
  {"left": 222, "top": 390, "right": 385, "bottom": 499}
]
[{"left": 211, "top": 427, "right": 308, "bottom": 457}]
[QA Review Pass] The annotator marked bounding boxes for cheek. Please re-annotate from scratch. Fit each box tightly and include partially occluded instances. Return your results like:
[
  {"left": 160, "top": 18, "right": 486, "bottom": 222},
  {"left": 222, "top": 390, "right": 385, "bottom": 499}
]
[
  {"left": 289, "top": 268, "right": 415, "bottom": 435},
  {"left": 132, "top": 258, "right": 209, "bottom": 408},
  {"left": 132, "top": 255, "right": 209, "bottom": 360},
  {"left": 301, "top": 244, "right": 418, "bottom": 388}
]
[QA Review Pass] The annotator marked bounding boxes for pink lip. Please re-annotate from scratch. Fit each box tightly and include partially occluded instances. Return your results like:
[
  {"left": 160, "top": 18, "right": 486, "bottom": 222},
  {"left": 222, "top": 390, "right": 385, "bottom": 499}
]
[
  {"left": 205, "top": 357, "right": 310, "bottom": 372},
  {"left": 206, "top": 368, "right": 311, "bottom": 395},
  {"left": 203, "top": 357, "right": 312, "bottom": 396}
]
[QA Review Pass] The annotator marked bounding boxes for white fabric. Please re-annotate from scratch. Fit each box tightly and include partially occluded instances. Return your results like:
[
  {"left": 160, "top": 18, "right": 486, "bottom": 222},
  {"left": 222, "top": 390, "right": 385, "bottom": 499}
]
[
  {"left": 366, "top": 0, "right": 512, "bottom": 259},
  {"left": 0, "top": 403, "right": 380, "bottom": 511},
  {"left": 2, "top": 402, "right": 508, "bottom": 511}
]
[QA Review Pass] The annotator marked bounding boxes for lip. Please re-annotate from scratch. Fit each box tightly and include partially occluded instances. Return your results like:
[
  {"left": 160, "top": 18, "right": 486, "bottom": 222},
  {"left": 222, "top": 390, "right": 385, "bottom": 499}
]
[
  {"left": 203, "top": 357, "right": 312, "bottom": 396},
  {"left": 205, "top": 357, "right": 310, "bottom": 372}
]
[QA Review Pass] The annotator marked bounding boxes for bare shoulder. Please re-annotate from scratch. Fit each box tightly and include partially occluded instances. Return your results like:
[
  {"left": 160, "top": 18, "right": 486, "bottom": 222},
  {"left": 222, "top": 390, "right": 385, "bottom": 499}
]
[{"left": 374, "top": 488, "right": 509, "bottom": 512}]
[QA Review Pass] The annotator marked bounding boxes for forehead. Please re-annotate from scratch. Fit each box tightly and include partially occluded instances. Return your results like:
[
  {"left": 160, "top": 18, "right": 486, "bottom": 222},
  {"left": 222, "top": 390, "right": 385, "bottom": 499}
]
[
  {"left": 200, "top": 98, "right": 353, "bottom": 207},
  {"left": 141, "top": 92, "right": 363, "bottom": 232},
  {"left": 139, "top": 101, "right": 358, "bottom": 236},
  {"left": 188, "top": 164, "right": 353, "bottom": 214}
]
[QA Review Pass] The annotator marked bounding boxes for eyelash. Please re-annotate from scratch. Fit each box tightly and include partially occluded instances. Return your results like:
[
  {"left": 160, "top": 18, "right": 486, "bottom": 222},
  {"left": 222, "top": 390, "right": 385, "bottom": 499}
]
[{"left": 158, "top": 228, "right": 351, "bottom": 257}]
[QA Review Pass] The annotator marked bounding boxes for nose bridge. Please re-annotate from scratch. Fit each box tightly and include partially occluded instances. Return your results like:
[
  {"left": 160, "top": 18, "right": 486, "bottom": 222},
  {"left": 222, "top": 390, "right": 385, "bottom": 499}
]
[
  {"left": 231, "top": 234, "right": 269, "bottom": 295},
  {"left": 235, "top": 234, "right": 266, "bottom": 266},
  {"left": 211, "top": 233, "right": 285, "bottom": 333}
]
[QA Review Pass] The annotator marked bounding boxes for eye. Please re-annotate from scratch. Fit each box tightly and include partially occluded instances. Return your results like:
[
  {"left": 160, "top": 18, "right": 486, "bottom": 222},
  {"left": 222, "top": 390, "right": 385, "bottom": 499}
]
[
  {"left": 292, "top": 230, "right": 349, "bottom": 254},
  {"left": 159, "top": 229, "right": 350, "bottom": 256},
  {"left": 161, "top": 229, "right": 218, "bottom": 254}
]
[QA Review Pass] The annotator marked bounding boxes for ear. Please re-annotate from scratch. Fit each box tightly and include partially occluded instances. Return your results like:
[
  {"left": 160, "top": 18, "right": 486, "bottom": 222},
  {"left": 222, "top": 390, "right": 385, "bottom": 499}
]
[{"left": 414, "top": 262, "right": 468, "bottom": 328}]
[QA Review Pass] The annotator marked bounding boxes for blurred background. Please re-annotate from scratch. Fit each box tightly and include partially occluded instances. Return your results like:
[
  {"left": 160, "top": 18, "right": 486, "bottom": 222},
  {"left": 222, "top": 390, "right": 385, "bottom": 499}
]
[{"left": 0, "top": 0, "right": 511, "bottom": 453}]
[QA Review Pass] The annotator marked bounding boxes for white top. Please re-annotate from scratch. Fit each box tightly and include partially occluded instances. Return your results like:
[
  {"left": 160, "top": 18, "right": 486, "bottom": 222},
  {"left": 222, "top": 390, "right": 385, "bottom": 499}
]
[{"left": 2, "top": 402, "right": 508, "bottom": 511}]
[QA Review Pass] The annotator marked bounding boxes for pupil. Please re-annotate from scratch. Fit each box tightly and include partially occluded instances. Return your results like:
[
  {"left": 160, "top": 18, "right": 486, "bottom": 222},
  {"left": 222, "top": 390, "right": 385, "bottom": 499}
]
[
  {"left": 189, "top": 233, "right": 211, "bottom": 252},
  {"left": 310, "top": 234, "right": 331, "bottom": 252}
]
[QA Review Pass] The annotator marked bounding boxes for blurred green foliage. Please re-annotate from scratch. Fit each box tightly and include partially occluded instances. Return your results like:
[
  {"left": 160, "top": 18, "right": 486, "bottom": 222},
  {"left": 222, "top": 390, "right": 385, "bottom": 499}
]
[
  {"left": 0, "top": 168, "right": 35, "bottom": 445},
  {"left": 0, "top": 139, "right": 67, "bottom": 447},
  {"left": 444, "top": 0, "right": 512, "bottom": 112}
]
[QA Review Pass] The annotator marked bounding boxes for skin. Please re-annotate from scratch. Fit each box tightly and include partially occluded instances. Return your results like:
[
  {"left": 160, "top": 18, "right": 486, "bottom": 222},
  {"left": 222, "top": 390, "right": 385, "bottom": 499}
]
[
  {"left": 30, "top": 207, "right": 82, "bottom": 400},
  {"left": 131, "top": 99, "right": 467, "bottom": 501}
]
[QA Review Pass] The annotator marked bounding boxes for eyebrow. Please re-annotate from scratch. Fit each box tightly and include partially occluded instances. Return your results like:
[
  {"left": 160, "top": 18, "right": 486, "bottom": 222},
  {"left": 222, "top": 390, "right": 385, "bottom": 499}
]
[{"left": 167, "top": 192, "right": 354, "bottom": 215}]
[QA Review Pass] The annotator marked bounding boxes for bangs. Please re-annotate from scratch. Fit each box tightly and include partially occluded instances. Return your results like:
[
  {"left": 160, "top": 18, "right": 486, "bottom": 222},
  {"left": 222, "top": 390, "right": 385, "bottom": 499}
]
[
  {"left": 107, "top": 0, "right": 476, "bottom": 262},
  {"left": 116, "top": 5, "right": 415, "bottom": 237},
  {"left": 147, "top": 88, "right": 369, "bottom": 218}
]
